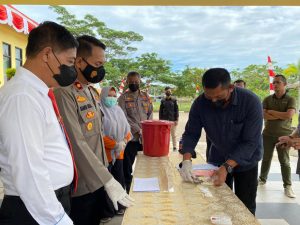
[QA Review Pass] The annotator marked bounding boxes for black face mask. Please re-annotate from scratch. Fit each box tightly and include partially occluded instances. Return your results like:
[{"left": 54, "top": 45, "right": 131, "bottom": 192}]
[
  {"left": 129, "top": 83, "right": 139, "bottom": 92},
  {"left": 209, "top": 88, "right": 231, "bottom": 108},
  {"left": 47, "top": 52, "right": 77, "bottom": 87},
  {"left": 211, "top": 99, "right": 227, "bottom": 108},
  {"left": 81, "top": 58, "right": 105, "bottom": 83}
]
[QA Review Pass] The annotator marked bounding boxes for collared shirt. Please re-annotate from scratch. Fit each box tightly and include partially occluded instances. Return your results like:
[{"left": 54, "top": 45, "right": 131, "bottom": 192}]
[
  {"left": 118, "top": 90, "right": 153, "bottom": 140},
  {"left": 54, "top": 81, "right": 112, "bottom": 197},
  {"left": 263, "top": 93, "right": 296, "bottom": 137},
  {"left": 182, "top": 88, "right": 263, "bottom": 172},
  {"left": 0, "top": 67, "right": 73, "bottom": 224}
]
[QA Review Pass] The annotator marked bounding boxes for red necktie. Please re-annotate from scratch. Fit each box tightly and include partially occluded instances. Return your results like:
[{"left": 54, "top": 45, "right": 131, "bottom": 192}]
[{"left": 48, "top": 89, "right": 78, "bottom": 193}]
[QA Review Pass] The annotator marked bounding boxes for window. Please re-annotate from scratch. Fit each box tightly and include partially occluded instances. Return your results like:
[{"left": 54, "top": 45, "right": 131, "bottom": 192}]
[
  {"left": 15, "top": 47, "right": 22, "bottom": 68},
  {"left": 3, "top": 43, "right": 11, "bottom": 81}
]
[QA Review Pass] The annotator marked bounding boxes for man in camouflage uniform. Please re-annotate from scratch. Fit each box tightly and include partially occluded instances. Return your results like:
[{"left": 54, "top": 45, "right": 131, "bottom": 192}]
[
  {"left": 54, "top": 35, "right": 133, "bottom": 225},
  {"left": 118, "top": 71, "right": 153, "bottom": 192}
]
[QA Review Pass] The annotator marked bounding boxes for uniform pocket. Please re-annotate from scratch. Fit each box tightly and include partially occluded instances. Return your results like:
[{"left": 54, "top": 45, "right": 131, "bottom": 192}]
[
  {"left": 79, "top": 109, "right": 100, "bottom": 137},
  {"left": 141, "top": 101, "right": 149, "bottom": 114}
]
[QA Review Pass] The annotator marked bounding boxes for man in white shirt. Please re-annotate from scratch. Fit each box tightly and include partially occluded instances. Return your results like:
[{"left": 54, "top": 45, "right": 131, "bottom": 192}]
[{"left": 0, "top": 21, "right": 78, "bottom": 225}]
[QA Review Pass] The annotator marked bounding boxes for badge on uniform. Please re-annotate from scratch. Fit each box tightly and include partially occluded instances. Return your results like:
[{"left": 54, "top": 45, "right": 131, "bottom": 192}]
[
  {"left": 86, "top": 122, "right": 93, "bottom": 131},
  {"left": 74, "top": 81, "right": 83, "bottom": 90},
  {"left": 86, "top": 111, "right": 95, "bottom": 119},
  {"left": 76, "top": 96, "right": 86, "bottom": 103}
]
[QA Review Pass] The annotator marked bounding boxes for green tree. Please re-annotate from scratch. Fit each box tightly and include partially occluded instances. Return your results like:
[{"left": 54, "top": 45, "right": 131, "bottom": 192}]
[
  {"left": 135, "top": 53, "right": 172, "bottom": 81},
  {"left": 50, "top": 5, "right": 144, "bottom": 86},
  {"left": 231, "top": 64, "right": 284, "bottom": 101},
  {"left": 50, "top": 6, "right": 143, "bottom": 60},
  {"left": 170, "top": 66, "right": 205, "bottom": 98}
]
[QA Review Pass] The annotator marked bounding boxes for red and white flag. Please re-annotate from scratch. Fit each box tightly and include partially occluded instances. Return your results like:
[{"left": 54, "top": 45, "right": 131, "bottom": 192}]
[
  {"left": 268, "top": 56, "right": 276, "bottom": 95},
  {"left": 118, "top": 78, "right": 126, "bottom": 95}
]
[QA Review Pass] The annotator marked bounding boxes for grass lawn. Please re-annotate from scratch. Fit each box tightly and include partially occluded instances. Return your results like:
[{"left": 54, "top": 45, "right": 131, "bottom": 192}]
[
  {"left": 292, "top": 113, "right": 298, "bottom": 128},
  {"left": 152, "top": 101, "right": 192, "bottom": 112}
]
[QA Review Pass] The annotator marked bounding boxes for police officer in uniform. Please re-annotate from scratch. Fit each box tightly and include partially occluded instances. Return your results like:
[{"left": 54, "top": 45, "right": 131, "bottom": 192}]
[
  {"left": 54, "top": 35, "right": 134, "bottom": 225},
  {"left": 118, "top": 71, "right": 153, "bottom": 192}
]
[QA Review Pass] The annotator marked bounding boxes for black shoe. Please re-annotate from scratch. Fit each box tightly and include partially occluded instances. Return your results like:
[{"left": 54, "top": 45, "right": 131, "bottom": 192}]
[
  {"left": 100, "top": 217, "right": 112, "bottom": 223},
  {"left": 117, "top": 209, "right": 125, "bottom": 215},
  {"left": 173, "top": 147, "right": 177, "bottom": 152}
]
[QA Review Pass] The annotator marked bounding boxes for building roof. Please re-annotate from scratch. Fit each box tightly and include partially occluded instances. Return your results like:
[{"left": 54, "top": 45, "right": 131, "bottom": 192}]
[{"left": 0, "top": 4, "right": 38, "bottom": 34}]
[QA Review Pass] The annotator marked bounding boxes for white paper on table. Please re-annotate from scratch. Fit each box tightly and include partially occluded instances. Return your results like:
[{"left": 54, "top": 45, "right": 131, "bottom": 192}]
[
  {"left": 133, "top": 177, "right": 160, "bottom": 192},
  {"left": 192, "top": 164, "right": 219, "bottom": 171}
]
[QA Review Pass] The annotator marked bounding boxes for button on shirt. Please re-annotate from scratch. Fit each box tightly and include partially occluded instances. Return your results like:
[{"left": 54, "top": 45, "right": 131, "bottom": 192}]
[
  {"left": 182, "top": 88, "right": 263, "bottom": 172},
  {"left": 0, "top": 67, "right": 74, "bottom": 224}
]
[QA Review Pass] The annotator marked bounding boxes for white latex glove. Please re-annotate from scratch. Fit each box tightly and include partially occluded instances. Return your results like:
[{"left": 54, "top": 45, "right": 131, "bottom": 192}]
[
  {"left": 113, "top": 141, "right": 126, "bottom": 158},
  {"left": 104, "top": 178, "right": 135, "bottom": 210},
  {"left": 179, "top": 160, "right": 196, "bottom": 183},
  {"left": 114, "top": 140, "right": 126, "bottom": 152}
]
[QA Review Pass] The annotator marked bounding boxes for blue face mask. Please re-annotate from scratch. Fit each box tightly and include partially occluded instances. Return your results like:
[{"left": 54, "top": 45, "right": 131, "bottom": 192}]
[{"left": 104, "top": 97, "right": 117, "bottom": 108}]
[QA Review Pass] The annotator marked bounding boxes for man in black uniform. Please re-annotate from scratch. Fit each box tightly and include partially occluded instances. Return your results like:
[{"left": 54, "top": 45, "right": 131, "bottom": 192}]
[{"left": 159, "top": 86, "right": 179, "bottom": 151}]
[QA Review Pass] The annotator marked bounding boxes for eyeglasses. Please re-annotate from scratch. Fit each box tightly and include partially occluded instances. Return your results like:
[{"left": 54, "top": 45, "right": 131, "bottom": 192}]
[{"left": 272, "top": 81, "right": 283, "bottom": 84}]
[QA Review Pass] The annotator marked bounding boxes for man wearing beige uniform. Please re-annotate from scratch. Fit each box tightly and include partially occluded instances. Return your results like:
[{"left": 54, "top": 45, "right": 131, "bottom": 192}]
[
  {"left": 118, "top": 71, "right": 153, "bottom": 192},
  {"left": 54, "top": 35, "right": 133, "bottom": 225}
]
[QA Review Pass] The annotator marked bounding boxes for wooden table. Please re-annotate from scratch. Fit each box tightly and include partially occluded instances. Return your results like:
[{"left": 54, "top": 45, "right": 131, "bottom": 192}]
[{"left": 122, "top": 153, "right": 260, "bottom": 225}]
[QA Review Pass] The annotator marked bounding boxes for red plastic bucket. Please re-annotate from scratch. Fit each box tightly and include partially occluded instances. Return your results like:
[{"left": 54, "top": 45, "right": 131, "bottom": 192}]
[{"left": 141, "top": 120, "right": 174, "bottom": 157}]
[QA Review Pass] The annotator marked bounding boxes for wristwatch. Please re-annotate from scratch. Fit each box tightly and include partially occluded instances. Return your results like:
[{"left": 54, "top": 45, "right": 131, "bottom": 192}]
[{"left": 222, "top": 162, "right": 233, "bottom": 174}]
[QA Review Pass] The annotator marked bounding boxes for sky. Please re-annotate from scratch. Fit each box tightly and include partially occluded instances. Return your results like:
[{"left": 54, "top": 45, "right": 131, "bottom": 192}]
[{"left": 15, "top": 5, "right": 300, "bottom": 72}]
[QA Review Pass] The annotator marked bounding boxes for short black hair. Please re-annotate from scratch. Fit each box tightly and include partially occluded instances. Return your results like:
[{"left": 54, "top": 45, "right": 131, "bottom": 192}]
[
  {"left": 165, "top": 86, "right": 171, "bottom": 91},
  {"left": 202, "top": 68, "right": 231, "bottom": 89},
  {"left": 76, "top": 35, "right": 106, "bottom": 58},
  {"left": 234, "top": 79, "right": 246, "bottom": 86},
  {"left": 275, "top": 74, "right": 287, "bottom": 84},
  {"left": 26, "top": 21, "right": 78, "bottom": 58},
  {"left": 127, "top": 71, "right": 141, "bottom": 79}
]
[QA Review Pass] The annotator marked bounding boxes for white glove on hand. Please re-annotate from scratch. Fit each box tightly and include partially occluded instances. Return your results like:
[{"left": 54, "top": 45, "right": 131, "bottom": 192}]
[
  {"left": 104, "top": 178, "right": 135, "bottom": 210},
  {"left": 114, "top": 140, "right": 126, "bottom": 152},
  {"left": 114, "top": 141, "right": 126, "bottom": 158},
  {"left": 179, "top": 160, "right": 196, "bottom": 183}
]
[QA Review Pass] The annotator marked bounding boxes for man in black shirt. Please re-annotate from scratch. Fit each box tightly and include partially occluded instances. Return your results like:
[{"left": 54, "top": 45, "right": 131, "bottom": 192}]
[{"left": 159, "top": 87, "right": 179, "bottom": 151}]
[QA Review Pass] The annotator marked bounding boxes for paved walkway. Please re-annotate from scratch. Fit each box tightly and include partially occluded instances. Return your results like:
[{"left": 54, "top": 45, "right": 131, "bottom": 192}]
[{"left": 1, "top": 112, "right": 300, "bottom": 225}]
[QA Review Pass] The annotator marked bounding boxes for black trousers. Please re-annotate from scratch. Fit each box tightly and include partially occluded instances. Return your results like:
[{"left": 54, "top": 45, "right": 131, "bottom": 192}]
[
  {"left": 70, "top": 187, "right": 114, "bottom": 225},
  {"left": 0, "top": 185, "right": 71, "bottom": 225},
  {"left": 123, "top": 141, "right": 143, "bottom": 193},
  {"left": 225, "top": 164, "right": 258, "bottom": 215}
]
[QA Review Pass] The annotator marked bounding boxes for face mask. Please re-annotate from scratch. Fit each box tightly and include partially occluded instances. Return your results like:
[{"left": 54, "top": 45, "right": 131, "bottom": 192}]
[
  {"left": 166, "top": 92, "right": 171, "bottom": 97},
  {"left": 104, "top": 96, "right": 117, "bottom": 108},
  {"left": 47, "top": 52, "right": 77, "bottom": 87},
  {"left": 211, "top": 99, "right": 227, "bottom": 108},
  {"left": 81, "top": 58, "right": 105, "bottom": 83},
  {"left": 129, "top": 83, "right": 139, "bottom": 92}
]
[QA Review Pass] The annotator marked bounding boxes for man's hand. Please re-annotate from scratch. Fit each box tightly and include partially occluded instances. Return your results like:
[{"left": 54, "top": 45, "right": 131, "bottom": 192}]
[
  {"left": 264, "top": 109, "right": 278, "bottom": 120},
  {"left": 179, "top": 160, "right": 196, "bottom": 183},
  {"left": 212, "top": 166, "right": 228, "bottom": 186},
  {"left": 277, "top": 136, "right": 293, "bottom": 148},
  {"left": 290, "top": 138, "right": 300, "bottom": 150},
  {"left": 174, "top": 121, "right": 178, "bottom": 126},
  {"left": 104, "top": 178, "right": 135, "bottom": 210}
]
